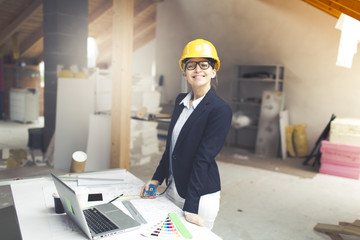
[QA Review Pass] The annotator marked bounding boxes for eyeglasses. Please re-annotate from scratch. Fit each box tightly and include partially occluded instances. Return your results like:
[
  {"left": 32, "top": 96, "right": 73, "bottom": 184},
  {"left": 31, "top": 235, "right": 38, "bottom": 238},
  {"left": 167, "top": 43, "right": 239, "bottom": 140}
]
[{"left": 185, "top": 61, "right": 212, "bottom": 71}]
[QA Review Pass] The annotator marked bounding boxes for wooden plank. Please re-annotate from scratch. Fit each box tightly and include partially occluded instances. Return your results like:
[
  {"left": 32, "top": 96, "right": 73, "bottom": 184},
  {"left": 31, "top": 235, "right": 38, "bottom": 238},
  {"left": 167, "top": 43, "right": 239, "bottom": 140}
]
[
  {"left": 303, "top": 0, "right": 341, "bottom": 18},
  {"left": 314, "top": 223, "right": 343, "bottom": 234},
  {"left": 325, "top": 232, "right": 344, "bottom": 240},
  {"left": 303, "top": 0, "right": 360, "bottom": 21},
  {"left": 314, "top": 222, "right": 360, "bottom": 238},
  {"left": 20, "top": 26, "right": 42, "bottom": 57},
  {"left": 353, "top": 220, "right": 360, "bottom": 226},
  {"left": 342, "top": 224, "right": 360, "bottom": 236},
  {"left": 110, "top": 0, "right": 134, "bottom": 170},
  {"left": 0, "top": 0, "right": 42, "bottom": 45},
  {"left": 325, "top": 0, "right": 360, "bottom": 21},
  {"left": 330, "top": 0, "right": 360, "bottom": 14},
  {"left": 134, "top": 22, "right": 156, "bottom": 51},
  {"left": 134, "top": 4, "right": 156, "bottom": 37},
  {"left": 279, "top": 110, "right": 289, "bottom": 160},
  {"left": 89, "top": 0, "right": 113, "bottom": 24},
  {"left": 134, "top": 0, "right": 156, "bottom": 16}
]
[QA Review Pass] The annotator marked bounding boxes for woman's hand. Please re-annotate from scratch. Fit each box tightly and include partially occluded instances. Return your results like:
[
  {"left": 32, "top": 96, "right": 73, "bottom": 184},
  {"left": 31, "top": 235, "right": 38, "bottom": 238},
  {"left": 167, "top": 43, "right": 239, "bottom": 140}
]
[
  {"left": 184, "top": 212, "right": 205, "bottom": 227},
  {"left": 140, "top": 180, "right": 159, "bottom": 199}
]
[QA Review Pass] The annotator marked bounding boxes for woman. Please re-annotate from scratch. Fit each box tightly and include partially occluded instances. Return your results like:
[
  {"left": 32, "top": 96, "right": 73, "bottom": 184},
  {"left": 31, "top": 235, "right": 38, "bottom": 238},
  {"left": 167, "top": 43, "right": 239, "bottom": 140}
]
[{"left": 141, "top": 39, "right": 232, "bottom": 229}]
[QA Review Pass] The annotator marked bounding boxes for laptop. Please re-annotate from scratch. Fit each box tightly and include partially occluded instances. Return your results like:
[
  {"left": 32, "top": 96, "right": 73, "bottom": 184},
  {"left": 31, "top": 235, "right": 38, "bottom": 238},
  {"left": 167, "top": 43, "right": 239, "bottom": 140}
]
[{"left": 51, "top": 173, "right": 141, "bottom": 239}]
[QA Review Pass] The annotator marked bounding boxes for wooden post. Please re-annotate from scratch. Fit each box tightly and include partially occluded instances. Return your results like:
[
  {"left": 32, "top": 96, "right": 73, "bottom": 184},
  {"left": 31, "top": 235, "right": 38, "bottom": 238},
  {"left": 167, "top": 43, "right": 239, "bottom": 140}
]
[{"left": 111, "top": 0, "right": 134, "bottom": 170}]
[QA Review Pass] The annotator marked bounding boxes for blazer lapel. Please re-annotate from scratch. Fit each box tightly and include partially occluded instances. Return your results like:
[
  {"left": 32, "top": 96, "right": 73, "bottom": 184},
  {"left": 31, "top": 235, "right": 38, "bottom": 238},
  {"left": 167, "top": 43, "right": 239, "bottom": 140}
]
[{"left": 173, "top": 89, "right": 216, "bottom": 151}]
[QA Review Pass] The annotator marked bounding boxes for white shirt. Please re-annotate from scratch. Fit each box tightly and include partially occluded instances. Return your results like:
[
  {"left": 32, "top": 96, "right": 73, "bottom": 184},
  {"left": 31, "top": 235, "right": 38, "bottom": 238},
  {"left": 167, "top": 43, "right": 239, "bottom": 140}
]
[{"left": 169, "top": 92, "right": 205, "bottom": 175}]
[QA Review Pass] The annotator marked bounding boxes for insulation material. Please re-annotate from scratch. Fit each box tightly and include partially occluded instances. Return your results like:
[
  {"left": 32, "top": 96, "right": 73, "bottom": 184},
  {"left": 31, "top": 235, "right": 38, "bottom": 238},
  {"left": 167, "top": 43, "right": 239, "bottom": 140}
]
[
  {"left": 319, "top": 162, "right": 360, "bottom": 179},
  {"left": 85, "top": 114, "right": 111, "bottom": 171},
  {"left": 54, "top": 78, "right": 94, "bottom": 170},
  {"left": 293, "top": 124, "right": 309, "bottom": 157},
  {"left": 320, "top": 140, "right": 360, "bottom": 179},
  {"left": 330, "top": 118, "right": 360, "bottom": 145},
  {"left": 255, "top": 91, "right": 284, "bottom": 157},
  {"left": 286, "top": 125, "right": 296, "bottom": 157},
  {"left": 320, "top": 140, "right": 360, "bottom": 167}
]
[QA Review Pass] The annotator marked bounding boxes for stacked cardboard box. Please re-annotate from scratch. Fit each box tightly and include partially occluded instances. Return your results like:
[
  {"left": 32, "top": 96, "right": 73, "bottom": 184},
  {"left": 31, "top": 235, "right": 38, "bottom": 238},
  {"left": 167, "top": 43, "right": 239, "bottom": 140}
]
[{"left": 320, "top": 118, "right": 360, "bottom": 179}]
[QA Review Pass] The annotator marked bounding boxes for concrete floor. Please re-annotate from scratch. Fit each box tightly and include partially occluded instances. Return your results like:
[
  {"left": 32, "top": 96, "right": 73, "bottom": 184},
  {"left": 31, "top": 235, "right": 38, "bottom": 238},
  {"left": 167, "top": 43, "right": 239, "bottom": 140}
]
[{"left": 1, "top": 118, "right": 360, "bottom": 240}]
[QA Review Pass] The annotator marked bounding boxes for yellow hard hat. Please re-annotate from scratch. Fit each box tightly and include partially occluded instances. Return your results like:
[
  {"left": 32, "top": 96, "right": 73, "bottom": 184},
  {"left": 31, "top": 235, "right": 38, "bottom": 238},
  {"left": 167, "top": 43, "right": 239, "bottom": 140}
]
[{"left": 179, "top": 39, "right": 220, "bottom": 71}]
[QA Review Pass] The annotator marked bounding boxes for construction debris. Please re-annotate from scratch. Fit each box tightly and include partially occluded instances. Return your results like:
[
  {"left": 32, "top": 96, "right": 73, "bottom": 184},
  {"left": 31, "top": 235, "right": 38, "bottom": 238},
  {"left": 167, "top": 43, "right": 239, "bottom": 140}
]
[{"left": 314, "top": 219, "right": 360, "bottom": 240}]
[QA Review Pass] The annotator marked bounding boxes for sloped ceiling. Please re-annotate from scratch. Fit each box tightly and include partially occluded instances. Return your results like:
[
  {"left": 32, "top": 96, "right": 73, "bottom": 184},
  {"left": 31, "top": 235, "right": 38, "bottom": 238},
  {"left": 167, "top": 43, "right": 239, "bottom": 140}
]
[
  {"left": 1, "top": 0, "right": 359, "bottom": 68},
  {"left": 302, "top": 0, "right": 360, "bottom": 21},
  {"left": 0, "top": 0, "right": 160, "bottom": 67}
]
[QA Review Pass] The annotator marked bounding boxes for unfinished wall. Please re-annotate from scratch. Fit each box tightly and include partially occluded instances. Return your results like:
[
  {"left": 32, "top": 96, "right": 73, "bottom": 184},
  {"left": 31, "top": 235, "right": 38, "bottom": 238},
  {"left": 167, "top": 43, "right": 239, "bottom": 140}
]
[{"left": 155, "top": 0, "right": 360, "bottom": 152}]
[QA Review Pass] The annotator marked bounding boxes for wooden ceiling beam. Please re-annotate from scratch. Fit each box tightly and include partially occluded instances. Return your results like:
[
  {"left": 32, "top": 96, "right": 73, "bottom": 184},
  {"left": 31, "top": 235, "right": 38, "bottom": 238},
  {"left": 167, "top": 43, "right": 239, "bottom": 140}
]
[
  {"left": 303, "top": 0, "right": 341, "bottom": 18},
  {"left": 134, "top": 22, "right": 156, "bottom": 51},
  {"left": 20, "top": 26, "right": 42, "bottom": 57},
  {"left": 89, "top": 0, "right": 113, "bottom": 24},
  {"left": 94, "top": 0, "right": 158, "bottom": 64},
  {"left": 96, "top": 13, "right": 157, "bottom": 64},
  {"left": 134, "top": 6, "right": 156, "bottom": 36},
  {"left": 35, "top": 52, "right": 43, "bottom": 65},
  {"left": 0, "top": 0, "right": 42, "bottom": 45},
  {"left": 96, "top": 24, "right": 157, "bottom": 67},
  {"left": 303, "top": 0, "right": 360, "bottom": 21},
  {"left": 327, "top": 0, "right": 360, "bottom": 21},
  {"left": 333, "top": 0, "right": 360, "bottom": 13},
  {"left": 134, "top": 0, "right": 157, "bottom": 16},
  {"left": 17, "top": 0, "right": 113, "bottom": 60}
]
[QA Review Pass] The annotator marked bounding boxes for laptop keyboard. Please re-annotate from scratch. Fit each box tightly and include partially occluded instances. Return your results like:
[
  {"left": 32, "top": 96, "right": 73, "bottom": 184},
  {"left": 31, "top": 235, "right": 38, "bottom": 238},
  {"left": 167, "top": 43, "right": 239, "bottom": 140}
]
[{"left": 84, "top": 208, "right": 119, "bottom": 234}]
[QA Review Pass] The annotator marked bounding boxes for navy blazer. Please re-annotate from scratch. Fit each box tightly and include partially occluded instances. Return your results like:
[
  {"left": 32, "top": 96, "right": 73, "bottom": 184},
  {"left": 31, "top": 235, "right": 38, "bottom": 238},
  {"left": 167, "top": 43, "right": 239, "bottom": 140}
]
[{"left": 152, "top": 88, "right": 232, "bottom": 213}]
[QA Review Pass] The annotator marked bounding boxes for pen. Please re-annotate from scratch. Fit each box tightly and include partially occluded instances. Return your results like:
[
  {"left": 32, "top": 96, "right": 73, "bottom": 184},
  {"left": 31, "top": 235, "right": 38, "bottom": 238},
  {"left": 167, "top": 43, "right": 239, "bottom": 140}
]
[{"left": 109, "top": 194, "right": 123, "bottom": 203}]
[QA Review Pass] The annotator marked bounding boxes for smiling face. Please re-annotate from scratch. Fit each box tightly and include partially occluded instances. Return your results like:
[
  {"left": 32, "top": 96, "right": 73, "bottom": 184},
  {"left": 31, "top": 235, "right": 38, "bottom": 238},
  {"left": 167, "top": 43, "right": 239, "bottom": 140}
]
[{"left": 183, "top": 58, "right": 216, "bottom": 93}]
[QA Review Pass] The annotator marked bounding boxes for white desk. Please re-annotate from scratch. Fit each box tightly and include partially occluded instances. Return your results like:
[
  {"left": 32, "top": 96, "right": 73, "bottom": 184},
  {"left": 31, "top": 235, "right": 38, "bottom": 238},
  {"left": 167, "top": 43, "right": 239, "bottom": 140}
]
[{"left": 9, "top": 169, "right": 221, "bottom": 240}]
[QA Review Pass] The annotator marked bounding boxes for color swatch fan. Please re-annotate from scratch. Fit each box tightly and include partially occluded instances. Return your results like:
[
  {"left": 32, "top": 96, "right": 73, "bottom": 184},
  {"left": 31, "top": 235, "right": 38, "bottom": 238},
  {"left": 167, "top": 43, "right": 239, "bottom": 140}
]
[{"left": 141, "top": 213, "right": 192, "bottom": 239}]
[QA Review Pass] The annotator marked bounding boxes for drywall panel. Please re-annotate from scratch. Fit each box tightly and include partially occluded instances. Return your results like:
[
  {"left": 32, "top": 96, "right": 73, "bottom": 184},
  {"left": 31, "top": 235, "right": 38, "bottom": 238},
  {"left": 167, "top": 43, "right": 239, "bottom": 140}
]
[
  {"left": 53, "top": 78, "right": 94, "bottom": 170},
  {"left": 85, "top": 114, "right": 111, "bottom": 171}
]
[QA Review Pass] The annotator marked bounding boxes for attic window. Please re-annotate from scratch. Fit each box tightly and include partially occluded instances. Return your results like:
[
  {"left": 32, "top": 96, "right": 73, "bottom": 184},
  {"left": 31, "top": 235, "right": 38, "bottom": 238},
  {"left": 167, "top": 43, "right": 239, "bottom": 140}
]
[{"left": 335, "top": 13, "right": 360, "bottom": 68}]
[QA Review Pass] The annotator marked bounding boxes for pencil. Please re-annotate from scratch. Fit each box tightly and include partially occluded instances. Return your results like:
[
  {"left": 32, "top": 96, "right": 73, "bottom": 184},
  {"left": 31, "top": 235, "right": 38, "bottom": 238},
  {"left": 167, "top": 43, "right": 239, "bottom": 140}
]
[{"left": 109, "top": 194, "right": 123, "bottom": 203}]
